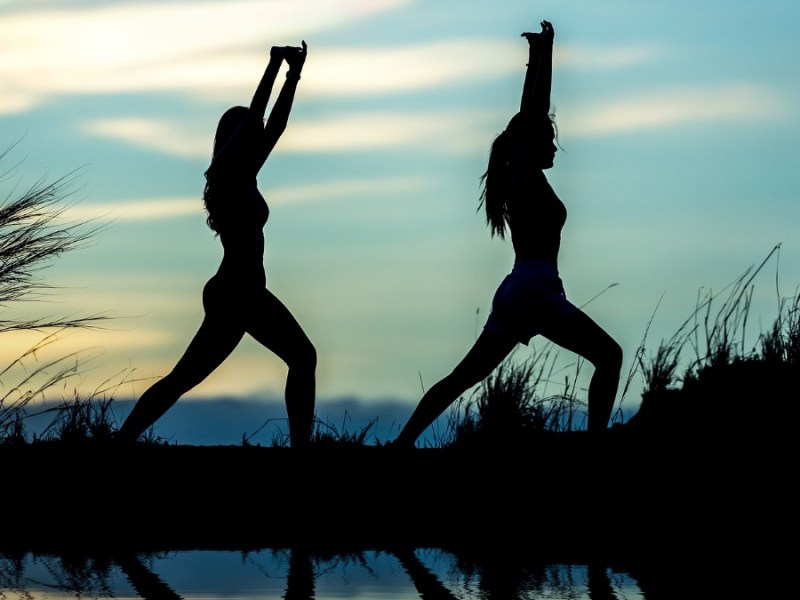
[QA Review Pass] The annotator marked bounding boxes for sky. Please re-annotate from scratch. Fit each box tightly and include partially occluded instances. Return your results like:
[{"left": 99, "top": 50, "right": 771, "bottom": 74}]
[{"left": 1, "top": 0, "right": 799, "bottom": 444}]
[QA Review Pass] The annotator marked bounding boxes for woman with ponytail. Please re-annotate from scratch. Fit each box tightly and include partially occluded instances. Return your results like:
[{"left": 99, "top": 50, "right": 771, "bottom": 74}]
[
  {"left": 393, "top": 21, "right": 622, "bottom": 447},
  {"left": 118, "top": 41, "right": 316, "bottom": 448}
]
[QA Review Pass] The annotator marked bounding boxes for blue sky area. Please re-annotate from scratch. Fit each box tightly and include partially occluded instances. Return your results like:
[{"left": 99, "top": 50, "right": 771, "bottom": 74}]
[{"left": 2, "top": 0, "right": 798, "bottom": 444}]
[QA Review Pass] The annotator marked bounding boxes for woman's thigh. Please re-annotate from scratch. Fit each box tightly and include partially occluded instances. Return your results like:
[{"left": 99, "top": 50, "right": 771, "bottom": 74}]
[
  {"left": 167, "top": 316, "right": 246, "bottom": 390},
  {"left": 243, "top": 288, "right": 315, "bottom": 365},
  {"left": 541, "top": 309, "right": 619, "bottom": 366}
]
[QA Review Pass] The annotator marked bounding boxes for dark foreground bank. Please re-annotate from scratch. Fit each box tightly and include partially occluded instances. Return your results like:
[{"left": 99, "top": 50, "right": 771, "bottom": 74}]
[{"left": 3, "top": 423, "right": 791, "bottom": 570}]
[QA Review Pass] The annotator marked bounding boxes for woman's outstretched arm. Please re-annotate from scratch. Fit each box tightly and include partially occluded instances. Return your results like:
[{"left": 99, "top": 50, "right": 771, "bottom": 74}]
[
  {"left": 250, "top": 46, "right": 286, "bottom": 120},
  {"left": 261, "top": 40, "right": 307, "bottom": 156},
  {"left": 519, "top": 20, "right": 554, "bottom": 116}
]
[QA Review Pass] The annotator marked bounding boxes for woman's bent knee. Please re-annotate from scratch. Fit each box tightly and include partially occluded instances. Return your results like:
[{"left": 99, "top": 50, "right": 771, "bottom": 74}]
[
  {"left": 602, "top": 339, "right": 623, "bottom": 372},
  {"left": 288, "top": 340, "right": 317, "bottom": 371}
]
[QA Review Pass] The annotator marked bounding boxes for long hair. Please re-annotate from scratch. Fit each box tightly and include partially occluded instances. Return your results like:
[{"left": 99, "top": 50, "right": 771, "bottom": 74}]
[
  {"left": 478, "top": 131, "right": 513, "bottom": 239},
  {"left": 478, "top": 111, "right": 556, "bottom": 239},
  {"left": 203, "top": 105, "right": 249, "bottom": 233}
]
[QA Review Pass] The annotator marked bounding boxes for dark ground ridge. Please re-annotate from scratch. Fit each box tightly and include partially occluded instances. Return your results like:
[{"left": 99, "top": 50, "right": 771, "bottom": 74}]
[{"left": 3, "top": 422, "right": 791, "bottom": 568}]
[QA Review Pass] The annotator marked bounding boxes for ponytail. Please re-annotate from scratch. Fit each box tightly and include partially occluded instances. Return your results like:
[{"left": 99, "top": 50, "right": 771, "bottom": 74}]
[{"left": 479, "top": 131, "right": 512, "bottom": 239}]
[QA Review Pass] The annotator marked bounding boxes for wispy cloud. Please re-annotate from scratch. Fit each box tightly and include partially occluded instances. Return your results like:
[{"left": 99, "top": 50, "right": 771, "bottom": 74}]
[
  {"left": 0, "top": 0, "right": 412, "bottom": 113},
  {"left": 81, "top": 108, "right": 499, "bottom": 157},
  {"left": 65, "top": 196, "right": 201, "bottom": 222},
  {"left": 64, "top": 175, "right": 433, "bottom": 224},
  {"left": 562, "top": 83, "right": 789, "bottom": 136},
  {"left": 80, "top": 118, "right": 210, "bottom": 159},
  {"left": 0, "top": 327, "right": 171, "bottom": 364},
  {"left": 302, "top": 39, "right": 520, "bottom": 96},
  {"left": 1, "top": 0, "right": 671, "bottom": 116},
  {"left": 298, "top": 39, "right": 666, "bottom": 97},
  {"left": 280, "top": 109, "right": 498, "bottom": 153},
  {"left": 269, "top": 175, "right": 433, "bottom": 205},
  {"left": 556, "top": 43, "right": 666, "bottom": 70}
]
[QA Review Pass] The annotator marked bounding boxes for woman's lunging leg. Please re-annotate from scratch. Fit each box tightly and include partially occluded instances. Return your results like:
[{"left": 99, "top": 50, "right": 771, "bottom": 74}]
[
  {"left": 584, "top": 351, "right": 622, "bottom": 432},
  {"left": 542, "top": 310, "right": 623, "bottom": 433},
  {"left": 117, "top": 318, "right": 244, "bottom": 441},
  {"left": 247, "top": 289, "right": 317, "bottom": 448},
  {"left": 394, "top": 331, "right": 517, "bottom": 447}
]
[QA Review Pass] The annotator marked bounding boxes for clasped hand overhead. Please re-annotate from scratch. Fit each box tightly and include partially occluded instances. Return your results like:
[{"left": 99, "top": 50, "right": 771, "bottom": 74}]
[
  {"left": 522, "top": 20, "right": 553, "bottom": 50},
  {"left": 271, "top": 40, "right": 308, "bottom": 72}
]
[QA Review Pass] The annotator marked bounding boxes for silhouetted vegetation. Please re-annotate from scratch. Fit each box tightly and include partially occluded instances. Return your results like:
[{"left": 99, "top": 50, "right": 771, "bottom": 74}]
[
  {"left": 0, "top": 144, "right": 794, "bottom": 448},
  {"left": 1, "top": 241, "right": 796, "bottom": 447},
  {"left": 629, "top": 243, "right": 796, "bottom": 435},
  {"left": 0, "top": 144, "right": 107, "bottom": 444},
  {"left": 0, "top": 246, "right": 800, "bottom": 448}
]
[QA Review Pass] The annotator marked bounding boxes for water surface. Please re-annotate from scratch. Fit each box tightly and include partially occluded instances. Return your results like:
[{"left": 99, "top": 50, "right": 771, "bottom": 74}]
[{"left": 1, "top": 547, "right": 649, "bottom": 599}]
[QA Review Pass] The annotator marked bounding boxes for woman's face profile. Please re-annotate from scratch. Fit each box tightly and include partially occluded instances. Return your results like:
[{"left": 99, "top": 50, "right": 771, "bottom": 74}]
[
  {"left": 536, "top": 123, "right": 557, "bottom": 170},
  {"left": 512, "top": 121, "right": 556, "bottom": 170},
  {"left": 506, "top": 114, "right": 557, "bottom": 171}
]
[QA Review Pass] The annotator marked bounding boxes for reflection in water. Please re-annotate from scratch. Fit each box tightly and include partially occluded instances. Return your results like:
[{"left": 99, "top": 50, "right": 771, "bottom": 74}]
[
  {"left": 115, "top": 554, "right": 182, "bottom": 600},
  {"left": 0, "top": 547, "right": 647, "bottom": 598},
  {"left": 391, "top": 546, "right": 459, "bottom": 599},
  {"left": 284, "top": 546, "right": 314, "bottom": 600},
  {"left": 587, "top": 561, "right": 617, "bottom": 600}
]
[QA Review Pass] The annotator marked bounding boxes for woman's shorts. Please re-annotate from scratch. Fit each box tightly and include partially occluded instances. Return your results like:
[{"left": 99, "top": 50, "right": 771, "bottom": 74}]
[{"left": 483, "top": 259, "right": 579, "bottom": 345}]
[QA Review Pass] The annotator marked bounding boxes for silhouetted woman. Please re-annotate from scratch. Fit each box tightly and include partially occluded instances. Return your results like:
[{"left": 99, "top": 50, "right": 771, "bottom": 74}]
[
  {"left": 393, "top": 21, "right": 622, "bottom": 448},
  {"left": 118, "top": 42, "right": 316, "bottom": 448}
]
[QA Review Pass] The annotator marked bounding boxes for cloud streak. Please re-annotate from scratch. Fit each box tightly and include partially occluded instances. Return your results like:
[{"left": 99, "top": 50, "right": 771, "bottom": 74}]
[
  {"left": 80, "top": 108, "right": 499, "bottom": 157},
  {"left": 279, "top": 109, "right": 498, "bottom": 153},
  {"left": 66, "top": 196, "right": 202, "bottom": 222},
  {"left": 562, "top": 83, "right": 789, "bottom": 136},
  {"left": 82, "top": 78, "right": 786, "bottom": 160},
  {"left": 269, "top": 175, "right": 433, "bottom": 205},
  {"left": 302, "top": 39, "right": 519, "bottom": 97},
  {"left": 81, "top": 118, "right": 210, "bottom": 159},
  {"left": 2, "top": 0, "right": 672, "bottom": 114},
  {"left": 0, "top": 327, "right": 170, "bottom": 364},
  {"left": 65, "top": 175, "right": 434, "bottom": 223},
  {"left": 556, "top": 43, "right": 667, "bottom": 70},
  {"left": 0, "top": 0, "right": 412, "bottom": 112}
]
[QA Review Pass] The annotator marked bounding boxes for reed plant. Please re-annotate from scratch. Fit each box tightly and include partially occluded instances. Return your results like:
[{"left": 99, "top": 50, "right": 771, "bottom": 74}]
[
  {"left": 632, "top": 244, "right": 796, "bottom": 433},
  {"left": 242, "top": 412, "right": 378, "bottom": 448},
  {"left": 639, "top": 245, "right": 782, "bottom": 392},
  {"left": 0, "top": 143, "right": 107, "bottom": 444},
  {"left": 448, "top": 345, "right": 586, "bottom": 448}
]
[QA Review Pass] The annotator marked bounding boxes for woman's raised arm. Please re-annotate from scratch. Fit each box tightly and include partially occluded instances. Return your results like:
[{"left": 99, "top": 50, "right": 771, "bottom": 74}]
[
  {"left": 262, "top": 41, "right": 307, "bottom": 152},
  {"left": 250, "top": 46, "right": 286, "bottom": 120},
  {"left": 519, "top": 20, "right": 554, "bottom": 116}
]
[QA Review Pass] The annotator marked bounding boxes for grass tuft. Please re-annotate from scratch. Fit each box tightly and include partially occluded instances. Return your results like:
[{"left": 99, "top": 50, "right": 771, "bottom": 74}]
[{"left": 0, "top": 143, "right": 108, "bottom": 443}]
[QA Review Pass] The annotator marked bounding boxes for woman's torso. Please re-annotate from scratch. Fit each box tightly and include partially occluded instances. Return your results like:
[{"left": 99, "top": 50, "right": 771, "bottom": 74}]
[
  {"left": 214, "top": 179, "right": 269, "bottom": 288},
  {"left": 506, "top": 168, "right": 566, "bottom": 265},
  {"left": 207, "top": 113, "right": 270, "bottom": 289}
]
